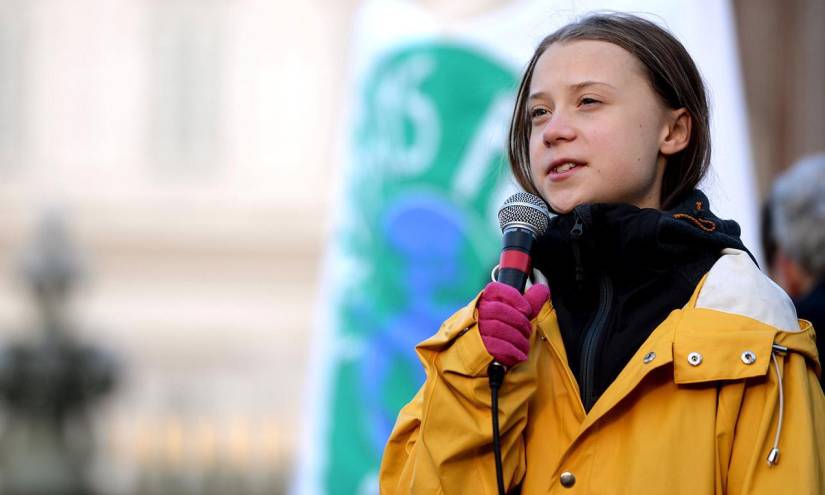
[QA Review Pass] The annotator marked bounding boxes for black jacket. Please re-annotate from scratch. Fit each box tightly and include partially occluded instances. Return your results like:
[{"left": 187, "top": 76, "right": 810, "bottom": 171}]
[{"left": 532, "top": 190, "right": 751, "bottom": 410}]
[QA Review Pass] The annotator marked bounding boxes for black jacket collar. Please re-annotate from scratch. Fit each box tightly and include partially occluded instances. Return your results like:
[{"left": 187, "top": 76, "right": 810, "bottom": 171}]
[{"left": 532, "top": 190, "right": 751, "bottom": 410}]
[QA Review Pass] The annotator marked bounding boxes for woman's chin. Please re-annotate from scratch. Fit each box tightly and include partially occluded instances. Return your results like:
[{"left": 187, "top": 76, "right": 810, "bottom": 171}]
[
  {"left": 543, "top": 188, "right": 592, "bottom": 214},
  {"left": 546, "top": 198, "right": 580, "bottom": 215}
]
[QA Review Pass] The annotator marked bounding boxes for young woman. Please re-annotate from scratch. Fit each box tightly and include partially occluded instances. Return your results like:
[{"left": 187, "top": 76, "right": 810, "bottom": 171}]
[{"left": 379, "top": 13, "right": 825, "bottom": 494}]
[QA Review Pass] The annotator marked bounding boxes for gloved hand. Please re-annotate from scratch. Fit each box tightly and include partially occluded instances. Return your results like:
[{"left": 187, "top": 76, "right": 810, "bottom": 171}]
[{"left": 478, "top": 282, "right": 550, "bottom": 367}]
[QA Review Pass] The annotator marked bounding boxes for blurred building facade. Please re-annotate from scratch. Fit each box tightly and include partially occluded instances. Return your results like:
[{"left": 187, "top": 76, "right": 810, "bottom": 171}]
[
  {"left": 733, "top": 0, "right": 825, "bottom": 195},
  {"left": 0, "top": 0, "right": 821, "bottom": 494},
  {"left": 0, "top": 0, "right": 356, "bottom": 493}
]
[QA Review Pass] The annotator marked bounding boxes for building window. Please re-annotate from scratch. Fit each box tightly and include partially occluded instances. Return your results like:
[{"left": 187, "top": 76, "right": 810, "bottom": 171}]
[
  {"left": 0, "top": 3, "right": 29, "bottom": 173},
  {"left": 147, "top": 0, "right": 225, "bottom": 174}
]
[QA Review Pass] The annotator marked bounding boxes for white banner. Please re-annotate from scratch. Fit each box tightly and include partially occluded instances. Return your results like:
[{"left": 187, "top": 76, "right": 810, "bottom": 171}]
[{"left": 294, "top": 2, "right": 756, "bottom": 494}]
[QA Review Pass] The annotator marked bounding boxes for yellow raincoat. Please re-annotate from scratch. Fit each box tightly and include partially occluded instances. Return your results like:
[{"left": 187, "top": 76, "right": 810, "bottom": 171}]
[{"left": 380, "top": 249, "right": 825, "bottom": 494}]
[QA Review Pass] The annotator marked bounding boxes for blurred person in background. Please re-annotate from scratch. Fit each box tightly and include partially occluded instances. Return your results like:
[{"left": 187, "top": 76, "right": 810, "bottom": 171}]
[{"left": 767, "top": 153, "right": 825, "bottom": 387}]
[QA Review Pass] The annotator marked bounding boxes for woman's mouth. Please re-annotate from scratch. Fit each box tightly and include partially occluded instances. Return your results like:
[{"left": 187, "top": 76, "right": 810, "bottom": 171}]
[
  {"left": 554, "top": 162, "right": 578, "bottom": 173},
  {"left": 548, "top": 160, "right": 585, "bottom": 181}
]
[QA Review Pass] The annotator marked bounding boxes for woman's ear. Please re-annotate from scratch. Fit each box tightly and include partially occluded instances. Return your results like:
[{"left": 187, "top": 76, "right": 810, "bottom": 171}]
[{"left": 660, "top": 108, "right": 691, "bottom": 156}]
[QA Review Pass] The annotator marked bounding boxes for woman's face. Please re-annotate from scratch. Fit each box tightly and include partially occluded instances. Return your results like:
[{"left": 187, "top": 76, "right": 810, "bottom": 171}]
[{"left": 527, "top": 40, "right": 685, "bottom": 214}]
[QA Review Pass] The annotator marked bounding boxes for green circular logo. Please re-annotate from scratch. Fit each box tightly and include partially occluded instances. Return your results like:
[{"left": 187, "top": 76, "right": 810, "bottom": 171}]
[{"left": 326, "top": 41, "right": 518, "bottom": 495}]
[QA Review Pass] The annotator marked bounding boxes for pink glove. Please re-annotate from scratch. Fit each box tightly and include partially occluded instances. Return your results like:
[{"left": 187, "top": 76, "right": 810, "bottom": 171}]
[{"left": 478, "top": 282, "right": 550, "bottom": 367}]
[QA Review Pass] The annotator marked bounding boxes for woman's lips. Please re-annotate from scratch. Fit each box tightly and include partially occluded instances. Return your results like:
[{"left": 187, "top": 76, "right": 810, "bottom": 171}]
[{"left": 547, "top": 161, "right": 585, "bottom": 182}]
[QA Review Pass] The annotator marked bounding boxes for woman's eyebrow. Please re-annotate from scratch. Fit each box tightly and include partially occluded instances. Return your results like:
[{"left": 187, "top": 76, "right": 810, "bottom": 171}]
[
  {"left": 528, "top": 81, "right": 616, "bottom": 102},
  {"left": 570, "top": 80, "right": 616, "bottom": 91},
  {"left": 527, "top": 91, "right": 549, "bottom": 102}
]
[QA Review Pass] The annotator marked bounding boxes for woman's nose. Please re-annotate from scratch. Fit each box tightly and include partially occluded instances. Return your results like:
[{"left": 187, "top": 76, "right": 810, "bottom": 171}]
[{"left": 541, "top": 113, "right": 576, "bottom": 146}]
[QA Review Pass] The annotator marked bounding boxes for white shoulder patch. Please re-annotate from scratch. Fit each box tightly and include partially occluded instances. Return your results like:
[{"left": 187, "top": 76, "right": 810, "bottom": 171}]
[{"left": 695, "top": 248, "right": 801, "bottom": 332}]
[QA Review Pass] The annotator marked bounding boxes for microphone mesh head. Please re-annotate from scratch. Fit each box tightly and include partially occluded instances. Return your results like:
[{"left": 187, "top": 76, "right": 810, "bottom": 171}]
[{"left": 497, "top": 192, "right": 551, "bottom": 235}]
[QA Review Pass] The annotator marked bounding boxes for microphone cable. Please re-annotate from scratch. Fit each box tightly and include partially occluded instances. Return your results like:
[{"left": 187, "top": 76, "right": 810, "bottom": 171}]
[
  {"left": 488, "top": 192, "right": 550, "bottom": 495},
  {"left": 488, "top": 361, "right": 507, "bottom": 495}
]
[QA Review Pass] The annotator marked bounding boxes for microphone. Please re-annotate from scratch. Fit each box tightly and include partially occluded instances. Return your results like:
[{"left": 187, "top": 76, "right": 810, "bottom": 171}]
[
  {"left": 495, "top": 192, "right": 552, "bottom": 292},
  {"left": 489, "top": 192, "right": 550, "bottom": 495}
]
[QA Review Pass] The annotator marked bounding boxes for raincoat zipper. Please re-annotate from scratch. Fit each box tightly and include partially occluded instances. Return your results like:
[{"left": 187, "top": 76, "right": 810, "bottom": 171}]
[
  {"left": 580, "top": 276, "right": 613, "bottom": 411},
  {"left": 570, "top": 216, "right": 585, "bottom": 290},
  {"left": 570, "top": 207, "right": 614, "bottom": 412}
]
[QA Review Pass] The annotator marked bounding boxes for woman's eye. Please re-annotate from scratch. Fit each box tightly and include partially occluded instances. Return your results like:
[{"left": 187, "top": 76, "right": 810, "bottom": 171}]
[
  {"left": 530, "top": 108, "right": 549, "bottom": 119},
  {"left": 579, "top": 97, "right": 601, "bottom": 106}
]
